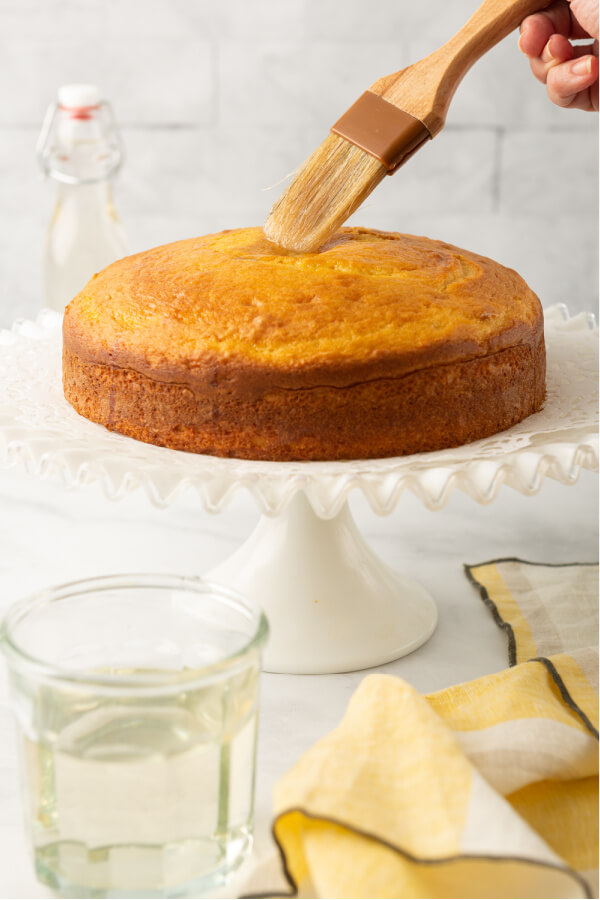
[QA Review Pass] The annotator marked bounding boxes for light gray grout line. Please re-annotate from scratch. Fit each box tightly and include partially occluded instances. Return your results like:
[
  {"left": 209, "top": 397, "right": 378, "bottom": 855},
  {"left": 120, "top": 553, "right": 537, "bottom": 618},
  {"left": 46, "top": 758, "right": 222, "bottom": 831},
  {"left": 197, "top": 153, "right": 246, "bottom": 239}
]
[
  {"left": 211, "top": 38, "right": 220, "bottom": 128},
  {"left": 0, "top": 123, "right": 208, "bottom": 131},
  {"left": 443, "top": 123, "right": 596, "bottom": 133},
  {"left": 444, "top": 124, "right": 502, "bottom": 133},
  {"left": 120, "top": 123, "right": 210, "bottom": 131},
  {"left": 0, "top": 122, "right": 597, "bottom": 133},
  {"left": 492, "top": 126, "right": 503, "bottom": 214},
  {"left": 0, "top": 124, "right": 39, "bottom": 131}
]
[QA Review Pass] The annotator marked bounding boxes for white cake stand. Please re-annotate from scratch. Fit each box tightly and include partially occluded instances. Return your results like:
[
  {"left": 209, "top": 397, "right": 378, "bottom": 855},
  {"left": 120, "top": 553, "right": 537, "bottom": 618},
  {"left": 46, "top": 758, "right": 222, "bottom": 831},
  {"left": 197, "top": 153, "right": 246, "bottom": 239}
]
[{"left": 0, "top": 306, "right": 597, "bottom": 674}]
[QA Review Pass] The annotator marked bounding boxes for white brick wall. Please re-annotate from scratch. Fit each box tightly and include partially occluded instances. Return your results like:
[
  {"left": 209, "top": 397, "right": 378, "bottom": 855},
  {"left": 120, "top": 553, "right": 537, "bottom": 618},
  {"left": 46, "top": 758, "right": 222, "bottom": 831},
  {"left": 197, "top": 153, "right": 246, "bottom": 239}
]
[{"left": 0, "top": 0, "right": 597, "bottom": 325}]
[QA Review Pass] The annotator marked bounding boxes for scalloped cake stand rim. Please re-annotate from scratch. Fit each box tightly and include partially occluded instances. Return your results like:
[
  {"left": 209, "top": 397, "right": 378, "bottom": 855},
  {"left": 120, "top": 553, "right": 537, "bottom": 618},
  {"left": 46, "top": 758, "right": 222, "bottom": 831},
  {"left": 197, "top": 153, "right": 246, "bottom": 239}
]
[{"left": 0, "top": 303, "right": 597, "bottom": 518}]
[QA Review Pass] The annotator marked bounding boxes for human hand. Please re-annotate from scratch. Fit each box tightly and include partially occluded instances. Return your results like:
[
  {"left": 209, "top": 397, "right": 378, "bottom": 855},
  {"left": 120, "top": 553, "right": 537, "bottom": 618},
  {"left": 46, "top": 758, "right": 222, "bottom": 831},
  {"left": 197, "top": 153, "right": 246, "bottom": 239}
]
[{"left": 519, "top": 0, "right": 599, "bottom": 110}]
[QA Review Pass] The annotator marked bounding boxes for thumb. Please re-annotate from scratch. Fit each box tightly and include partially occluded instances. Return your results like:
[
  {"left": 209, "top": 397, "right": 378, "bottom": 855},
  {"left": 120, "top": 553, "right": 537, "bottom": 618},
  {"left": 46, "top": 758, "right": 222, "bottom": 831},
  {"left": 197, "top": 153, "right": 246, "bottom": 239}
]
[{"left": 569, "top": 0, "right": 600, "bottom": 40}]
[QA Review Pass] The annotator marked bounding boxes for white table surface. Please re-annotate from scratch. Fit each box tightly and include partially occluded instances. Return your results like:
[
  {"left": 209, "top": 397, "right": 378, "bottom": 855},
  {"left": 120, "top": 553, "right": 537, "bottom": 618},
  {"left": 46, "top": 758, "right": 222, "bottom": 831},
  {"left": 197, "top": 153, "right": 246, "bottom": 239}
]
[{"left": 0, "top": 464, "right": 597, "bottom": 898}]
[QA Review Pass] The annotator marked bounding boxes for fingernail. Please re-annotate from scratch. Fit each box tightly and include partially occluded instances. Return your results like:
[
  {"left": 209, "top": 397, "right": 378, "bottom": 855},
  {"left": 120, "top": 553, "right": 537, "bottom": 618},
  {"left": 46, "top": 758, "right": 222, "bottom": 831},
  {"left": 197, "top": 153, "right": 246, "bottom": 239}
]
[
  {"left": 518, "top": 27, "right": 529, "bottom": 53},
  {"left": 571, "top": 58, "right": 592, "bottom": 76}
]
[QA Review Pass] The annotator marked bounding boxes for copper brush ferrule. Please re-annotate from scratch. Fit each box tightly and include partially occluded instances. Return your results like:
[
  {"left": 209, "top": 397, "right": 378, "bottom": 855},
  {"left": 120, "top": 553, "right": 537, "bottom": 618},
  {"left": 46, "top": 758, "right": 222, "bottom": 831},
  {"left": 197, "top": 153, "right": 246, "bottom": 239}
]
[
  {"left": 264, "top": 0, "right": 554, "bottom": 252},
  {"left": 330, "top": 91, "right": 431, "bottom": 175}
]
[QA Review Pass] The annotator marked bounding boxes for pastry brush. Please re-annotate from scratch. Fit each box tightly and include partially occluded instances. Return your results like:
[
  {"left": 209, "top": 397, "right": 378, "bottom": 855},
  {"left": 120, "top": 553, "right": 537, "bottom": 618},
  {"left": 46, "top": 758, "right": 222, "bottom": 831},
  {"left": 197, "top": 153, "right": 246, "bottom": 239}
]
[{"left": 264, "top": 0, "right": 552, "bottom": 252}]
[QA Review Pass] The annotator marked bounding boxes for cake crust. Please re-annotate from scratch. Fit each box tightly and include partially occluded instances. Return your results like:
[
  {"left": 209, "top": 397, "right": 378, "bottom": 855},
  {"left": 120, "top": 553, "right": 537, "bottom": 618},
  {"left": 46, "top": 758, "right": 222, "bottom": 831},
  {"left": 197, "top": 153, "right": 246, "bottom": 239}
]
[{"left": 63, "top": 227, "right": 546, "bottom": 461}]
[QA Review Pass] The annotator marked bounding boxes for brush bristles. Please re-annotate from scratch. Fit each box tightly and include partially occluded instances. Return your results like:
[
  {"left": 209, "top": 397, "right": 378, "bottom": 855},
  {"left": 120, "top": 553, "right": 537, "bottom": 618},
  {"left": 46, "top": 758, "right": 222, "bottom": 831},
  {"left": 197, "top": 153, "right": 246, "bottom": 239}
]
[{"left": 263, "top": 133, "right": 386, "bottom": 253}]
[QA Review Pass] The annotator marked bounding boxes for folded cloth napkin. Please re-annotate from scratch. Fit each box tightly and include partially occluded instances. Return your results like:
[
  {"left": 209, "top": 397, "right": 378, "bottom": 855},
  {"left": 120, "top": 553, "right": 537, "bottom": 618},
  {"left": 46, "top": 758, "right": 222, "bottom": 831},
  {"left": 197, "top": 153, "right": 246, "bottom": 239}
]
[{"left": 263, "top": 559, "right": 598, "bottom": 900}]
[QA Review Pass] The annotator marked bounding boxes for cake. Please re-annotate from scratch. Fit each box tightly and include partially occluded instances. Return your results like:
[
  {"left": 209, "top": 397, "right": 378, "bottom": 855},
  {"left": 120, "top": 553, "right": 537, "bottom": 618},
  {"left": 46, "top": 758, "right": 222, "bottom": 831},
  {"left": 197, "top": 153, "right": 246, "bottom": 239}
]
[{"left": 63, "top": 226, "right": 545, "bottom": 461}]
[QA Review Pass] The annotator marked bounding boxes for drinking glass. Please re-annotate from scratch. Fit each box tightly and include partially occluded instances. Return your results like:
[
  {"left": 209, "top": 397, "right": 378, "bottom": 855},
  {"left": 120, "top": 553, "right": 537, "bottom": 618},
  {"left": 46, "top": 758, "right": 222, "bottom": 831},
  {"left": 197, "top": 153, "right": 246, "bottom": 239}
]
[{"left": 0, "top": 574, "right": 268, "bottom": 898}]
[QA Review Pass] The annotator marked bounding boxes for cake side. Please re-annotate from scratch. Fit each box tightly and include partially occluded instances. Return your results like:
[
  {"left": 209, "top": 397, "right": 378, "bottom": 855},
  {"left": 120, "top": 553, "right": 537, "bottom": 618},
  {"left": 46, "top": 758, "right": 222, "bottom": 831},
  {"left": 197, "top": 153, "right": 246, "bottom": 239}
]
[{"left": 63, "top": 336, "right": 546, "bottom": 461}]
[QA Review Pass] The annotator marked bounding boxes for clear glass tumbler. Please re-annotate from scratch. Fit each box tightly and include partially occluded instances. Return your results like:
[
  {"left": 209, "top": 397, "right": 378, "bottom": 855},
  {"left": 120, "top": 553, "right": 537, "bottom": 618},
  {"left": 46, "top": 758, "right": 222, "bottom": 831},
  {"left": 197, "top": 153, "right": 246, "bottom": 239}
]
[{"left": 0, "top": 574, "right": 268, "bottom": 898}]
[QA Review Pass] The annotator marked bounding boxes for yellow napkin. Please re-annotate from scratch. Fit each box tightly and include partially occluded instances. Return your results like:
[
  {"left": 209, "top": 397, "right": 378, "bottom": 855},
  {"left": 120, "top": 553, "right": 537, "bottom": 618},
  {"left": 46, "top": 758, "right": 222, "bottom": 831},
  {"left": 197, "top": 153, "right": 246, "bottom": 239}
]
[{"left": 270, "top": 560, "right": 599, "bottom": 899}]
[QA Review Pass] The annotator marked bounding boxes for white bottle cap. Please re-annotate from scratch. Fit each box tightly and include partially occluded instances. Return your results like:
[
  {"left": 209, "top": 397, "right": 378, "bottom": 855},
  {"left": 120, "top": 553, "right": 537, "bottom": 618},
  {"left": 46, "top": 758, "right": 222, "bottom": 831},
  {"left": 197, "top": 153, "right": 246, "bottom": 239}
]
[{"left": 58, "top": 83, "right": 101, "bottom": 109}]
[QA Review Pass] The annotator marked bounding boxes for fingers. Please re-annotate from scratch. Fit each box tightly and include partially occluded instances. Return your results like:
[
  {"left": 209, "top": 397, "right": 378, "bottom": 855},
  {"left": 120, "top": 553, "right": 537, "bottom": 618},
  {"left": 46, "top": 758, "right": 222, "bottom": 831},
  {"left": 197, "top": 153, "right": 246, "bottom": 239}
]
[
  {"left": 519, "top": 0, "right": 575, "bottom": 58},
  {"left": 570, "top": 0, "right": 600, "bottom": 41},
  {"left": 546, "top": 53, "right": 600, "bottom": 107},
  {"left": 527, "top": 32, "right": 574, "bottom": 83},
  {"left": 518, "top": 0, "right": 599, "bottom": 111},
  {"left": 519, "top": 0, "right": 591, "bottom": 58}
]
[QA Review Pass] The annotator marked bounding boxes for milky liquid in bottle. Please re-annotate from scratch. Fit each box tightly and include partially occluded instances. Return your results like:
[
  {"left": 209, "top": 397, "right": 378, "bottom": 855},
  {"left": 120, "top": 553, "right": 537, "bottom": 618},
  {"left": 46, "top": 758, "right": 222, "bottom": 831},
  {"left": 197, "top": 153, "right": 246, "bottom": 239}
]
[{"left": 37, "top": 83, "right": 128, "bottom": 313}]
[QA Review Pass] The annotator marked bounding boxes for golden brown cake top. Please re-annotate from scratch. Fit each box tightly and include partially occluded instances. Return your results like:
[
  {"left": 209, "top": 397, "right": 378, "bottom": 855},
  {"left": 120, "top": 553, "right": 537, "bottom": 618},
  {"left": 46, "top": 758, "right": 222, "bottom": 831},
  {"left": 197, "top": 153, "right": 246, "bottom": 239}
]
[{"left": 64, "top": 226, "right": 542, "bottom": 389}]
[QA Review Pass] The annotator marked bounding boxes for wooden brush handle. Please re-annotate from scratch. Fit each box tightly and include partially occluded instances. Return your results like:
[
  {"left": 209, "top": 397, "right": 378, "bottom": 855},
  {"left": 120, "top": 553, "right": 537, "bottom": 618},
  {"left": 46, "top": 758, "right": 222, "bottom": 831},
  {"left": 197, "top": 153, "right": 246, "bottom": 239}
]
[{"left": 370, "top": 0, "right": 552, "bottom": 135}]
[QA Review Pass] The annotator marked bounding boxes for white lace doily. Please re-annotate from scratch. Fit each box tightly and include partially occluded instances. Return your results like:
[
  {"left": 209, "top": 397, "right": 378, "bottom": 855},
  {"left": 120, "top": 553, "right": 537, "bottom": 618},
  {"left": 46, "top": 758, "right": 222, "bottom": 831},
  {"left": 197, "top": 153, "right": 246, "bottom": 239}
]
[{"left": 0, "top": 305, "right": 596, "bottom": 516}]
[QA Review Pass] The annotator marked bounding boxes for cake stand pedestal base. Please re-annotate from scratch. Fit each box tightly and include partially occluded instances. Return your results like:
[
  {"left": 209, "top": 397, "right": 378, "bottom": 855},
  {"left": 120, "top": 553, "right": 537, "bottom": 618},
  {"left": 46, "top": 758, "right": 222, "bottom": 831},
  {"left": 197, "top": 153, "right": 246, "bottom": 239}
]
[{"left": 207, "top": 494, "right": 438, "bottom": 674}]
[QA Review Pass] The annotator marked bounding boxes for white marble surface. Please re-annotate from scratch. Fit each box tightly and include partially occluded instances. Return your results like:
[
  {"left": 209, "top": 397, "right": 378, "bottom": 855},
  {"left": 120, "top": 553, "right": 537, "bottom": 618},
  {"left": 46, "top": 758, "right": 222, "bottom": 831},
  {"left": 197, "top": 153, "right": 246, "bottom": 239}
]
[{"left": 0, "top": 462, "right": 597, "bottom": 898}]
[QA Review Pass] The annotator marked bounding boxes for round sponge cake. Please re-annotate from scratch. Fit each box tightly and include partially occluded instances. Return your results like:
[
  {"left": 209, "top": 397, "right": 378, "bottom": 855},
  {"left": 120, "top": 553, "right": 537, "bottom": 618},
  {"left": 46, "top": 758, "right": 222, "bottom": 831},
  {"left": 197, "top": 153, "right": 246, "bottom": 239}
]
[{"left": 63, "top": 226, "right": 545, "bottom": 461}]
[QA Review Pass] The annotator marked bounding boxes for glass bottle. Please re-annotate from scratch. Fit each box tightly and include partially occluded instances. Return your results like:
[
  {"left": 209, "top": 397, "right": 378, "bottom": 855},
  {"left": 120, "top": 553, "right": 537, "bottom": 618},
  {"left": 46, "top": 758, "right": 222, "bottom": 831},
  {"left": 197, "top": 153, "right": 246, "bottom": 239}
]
[{"left": 36, "top": 84, "right": 127, "bottom": 313}]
